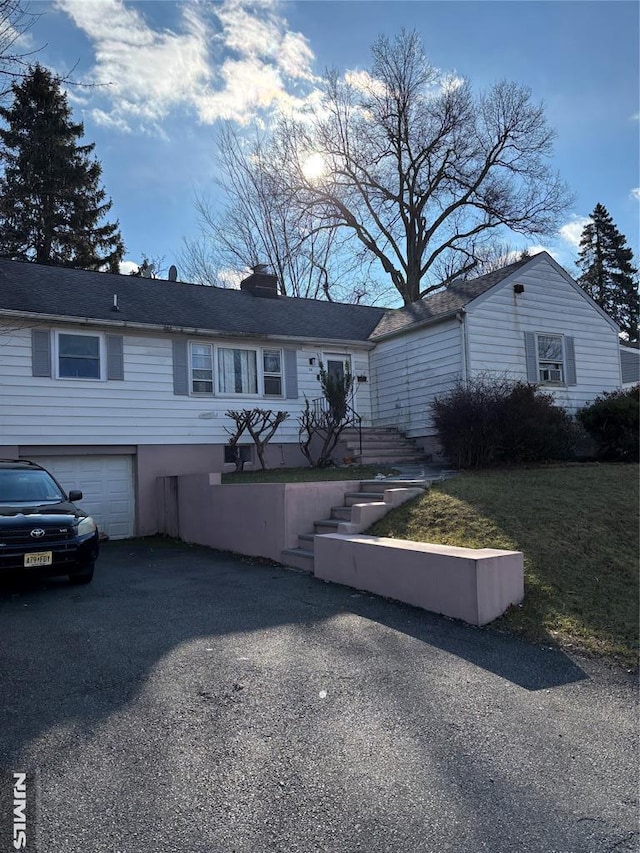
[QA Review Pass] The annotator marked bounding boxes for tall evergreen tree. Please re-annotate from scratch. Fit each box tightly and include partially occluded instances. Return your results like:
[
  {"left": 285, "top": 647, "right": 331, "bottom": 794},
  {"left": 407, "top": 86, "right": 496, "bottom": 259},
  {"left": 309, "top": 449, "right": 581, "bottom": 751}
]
[
  {"left": 576, "top": 203, "right": 639, "bottom": 341},
  {"left": 0, "top": 64, "right": 124, "bottom": 271}
]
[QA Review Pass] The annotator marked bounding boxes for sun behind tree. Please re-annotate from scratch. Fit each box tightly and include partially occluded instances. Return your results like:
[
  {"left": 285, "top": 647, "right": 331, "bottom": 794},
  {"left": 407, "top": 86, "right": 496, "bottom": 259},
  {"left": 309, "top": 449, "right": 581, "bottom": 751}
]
[{"left": 0, "top": 64, "right": 124, "bottom": 272}]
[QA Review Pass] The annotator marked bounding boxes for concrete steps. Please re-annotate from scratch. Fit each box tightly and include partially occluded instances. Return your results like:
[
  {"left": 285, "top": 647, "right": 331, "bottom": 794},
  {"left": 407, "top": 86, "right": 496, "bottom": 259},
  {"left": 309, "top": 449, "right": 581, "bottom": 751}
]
[
  {"left": 280, "top": 479, "right": 426, "bottom": 574},
  {"left": 342, "top": 426, "right": 427, "bottom": 466}
]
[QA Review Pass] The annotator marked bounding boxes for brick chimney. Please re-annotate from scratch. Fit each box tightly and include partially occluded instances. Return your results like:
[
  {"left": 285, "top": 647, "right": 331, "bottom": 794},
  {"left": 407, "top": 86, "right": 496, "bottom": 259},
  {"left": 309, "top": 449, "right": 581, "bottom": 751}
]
[{"left": 240, "top": 264, "right": 279, "bottom": 298}]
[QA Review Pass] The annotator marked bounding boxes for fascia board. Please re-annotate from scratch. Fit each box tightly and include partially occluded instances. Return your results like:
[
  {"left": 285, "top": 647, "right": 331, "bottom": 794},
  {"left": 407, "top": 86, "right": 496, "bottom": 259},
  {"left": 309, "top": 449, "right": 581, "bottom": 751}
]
[{"left": 0, "top": 309, "right": 376, "bottom": 350}]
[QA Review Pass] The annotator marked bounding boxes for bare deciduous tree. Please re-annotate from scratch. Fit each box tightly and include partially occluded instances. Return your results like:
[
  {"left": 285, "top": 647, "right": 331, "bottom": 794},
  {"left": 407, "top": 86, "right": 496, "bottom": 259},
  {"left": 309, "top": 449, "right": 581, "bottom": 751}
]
[
  {"left": 0, "top": 1, "right": 41, "bottom": 95},
  {"left": 225, "top": 408, "right": 289, "bottom": 470},
  {"left": 180, "top": 126, "right": 378, "bottom": 302},
  {"left": 260, "top": 30, "right": 571, "bottom": 305}
]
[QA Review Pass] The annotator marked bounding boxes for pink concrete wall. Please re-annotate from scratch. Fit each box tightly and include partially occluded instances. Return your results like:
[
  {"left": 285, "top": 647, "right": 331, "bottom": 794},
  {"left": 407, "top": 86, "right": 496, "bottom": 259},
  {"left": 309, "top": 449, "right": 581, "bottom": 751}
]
[
  {"left": 313, "top": 534, "right": 524, "bottom": 626},
  {"left": 166, "top": 476, "right": 356, "bottom": 562},
  {"left": 137, "top": 445, "right": 221, "bottom": 536},
  {"left": 138, "top": 443, "right": 313, "bottom": 536}
]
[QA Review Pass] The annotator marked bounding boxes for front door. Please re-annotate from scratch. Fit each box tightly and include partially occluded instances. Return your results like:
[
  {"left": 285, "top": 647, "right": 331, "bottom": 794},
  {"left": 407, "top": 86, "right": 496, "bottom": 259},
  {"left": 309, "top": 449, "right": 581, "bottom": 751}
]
[{"left": 323, "top": 354, "right": 354, "bottom": 416}]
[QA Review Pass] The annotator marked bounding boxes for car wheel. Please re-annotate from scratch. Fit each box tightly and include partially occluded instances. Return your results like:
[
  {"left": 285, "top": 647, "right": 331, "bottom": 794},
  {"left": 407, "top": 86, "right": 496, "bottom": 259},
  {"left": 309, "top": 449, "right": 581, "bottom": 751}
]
[{"left": 68, "top": 564, "right": 94, "bottom": 585}]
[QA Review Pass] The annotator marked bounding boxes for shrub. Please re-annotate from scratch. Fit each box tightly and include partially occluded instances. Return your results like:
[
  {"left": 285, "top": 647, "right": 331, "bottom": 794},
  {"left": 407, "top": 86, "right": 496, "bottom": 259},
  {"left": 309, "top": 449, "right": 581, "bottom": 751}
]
[
  {"left": 577, "top": 386, "right": 639, "bottom": 461},
  {"left": 225, "top": 409, "right": 289, "bottom": 470},
  {"left": 432, "top": 377, "right": 579, "bottom": 469},
  {"left": 298, "top": 361, "right": 355, "bottom": 467}
]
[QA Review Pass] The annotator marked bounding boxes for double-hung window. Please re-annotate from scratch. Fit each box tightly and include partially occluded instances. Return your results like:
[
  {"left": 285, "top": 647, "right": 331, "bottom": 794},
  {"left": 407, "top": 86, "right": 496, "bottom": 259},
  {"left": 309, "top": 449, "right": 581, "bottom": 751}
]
[
  {"left": 58, "top": 333, "right": 101, "bottom": 379},
  {"left": 537, "top": 334, "right": 564, "bottom": 383},
  {"left": 218, "top": 348, "right": 258, "bottom": 395},
  {"left": 191, "top": 343, "right": 214, "bottom": 393},
  {"left": 262, "top": 349, "right": 282, "bottom": 397}
]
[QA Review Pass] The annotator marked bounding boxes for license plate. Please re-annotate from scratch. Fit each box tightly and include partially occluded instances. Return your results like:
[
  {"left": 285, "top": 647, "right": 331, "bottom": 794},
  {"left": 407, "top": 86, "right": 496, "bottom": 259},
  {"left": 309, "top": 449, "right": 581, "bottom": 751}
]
[{"left": 24, "top": 552, "right": 53, "bottom": 567}]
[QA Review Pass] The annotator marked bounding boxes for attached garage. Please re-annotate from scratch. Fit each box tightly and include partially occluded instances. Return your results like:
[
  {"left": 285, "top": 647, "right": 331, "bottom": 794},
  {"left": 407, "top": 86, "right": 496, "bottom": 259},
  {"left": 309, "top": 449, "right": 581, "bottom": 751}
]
[{"left": 24, "top": 454, "right": 135, "bottom": 540}]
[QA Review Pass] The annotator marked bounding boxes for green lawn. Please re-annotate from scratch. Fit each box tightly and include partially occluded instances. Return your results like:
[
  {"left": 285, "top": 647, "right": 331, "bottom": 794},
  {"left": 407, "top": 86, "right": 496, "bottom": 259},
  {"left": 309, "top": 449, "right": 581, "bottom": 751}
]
[
  {"left": 367, "top": 464, "right": 639, "bottom": 668},
  {"left": 222, "top": 465, "right": 398, "bottom": 484}
]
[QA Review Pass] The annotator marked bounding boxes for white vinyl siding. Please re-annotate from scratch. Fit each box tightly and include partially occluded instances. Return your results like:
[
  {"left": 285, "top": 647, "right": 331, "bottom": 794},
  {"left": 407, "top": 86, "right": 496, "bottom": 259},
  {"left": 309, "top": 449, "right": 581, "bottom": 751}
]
[
  {"left": 0, "top": 323, "right": 372, "bottom": 445},
  {"left": 465, "top": 260, "right": 621, "bottom": 412},
  {"left": 370, "top": 318, "right": 463, "bottom": 437}
]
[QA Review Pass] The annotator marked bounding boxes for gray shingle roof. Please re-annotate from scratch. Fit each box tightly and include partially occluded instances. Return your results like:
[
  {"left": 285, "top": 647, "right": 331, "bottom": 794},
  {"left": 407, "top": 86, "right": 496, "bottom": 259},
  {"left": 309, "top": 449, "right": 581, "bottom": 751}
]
[
  {"left": 0, "top": 259, "right": 387, "bottom": 343},
  {"left": 370, "top": 255, "right": 535, "bottom": 339}
]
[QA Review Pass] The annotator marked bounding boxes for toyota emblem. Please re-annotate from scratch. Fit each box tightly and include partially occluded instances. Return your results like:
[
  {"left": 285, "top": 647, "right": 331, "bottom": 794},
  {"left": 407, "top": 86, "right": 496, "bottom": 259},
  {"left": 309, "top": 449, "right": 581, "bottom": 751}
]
[{"left": 30, "top": 528, "right": 46, "bottom": 539}]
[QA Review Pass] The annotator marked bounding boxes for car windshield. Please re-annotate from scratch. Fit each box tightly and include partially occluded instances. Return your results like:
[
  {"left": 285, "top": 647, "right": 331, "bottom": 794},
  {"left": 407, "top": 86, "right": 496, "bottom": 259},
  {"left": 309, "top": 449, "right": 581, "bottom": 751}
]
[{"left": 0, "top": 469, "right": 65, "bottom": 503}]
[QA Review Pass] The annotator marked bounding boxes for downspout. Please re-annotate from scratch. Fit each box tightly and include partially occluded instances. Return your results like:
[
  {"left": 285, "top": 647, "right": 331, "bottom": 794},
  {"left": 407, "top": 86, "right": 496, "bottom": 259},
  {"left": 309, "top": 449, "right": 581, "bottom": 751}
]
[{"left": 457, "top": 309, "right": 469, "bottom": 386}]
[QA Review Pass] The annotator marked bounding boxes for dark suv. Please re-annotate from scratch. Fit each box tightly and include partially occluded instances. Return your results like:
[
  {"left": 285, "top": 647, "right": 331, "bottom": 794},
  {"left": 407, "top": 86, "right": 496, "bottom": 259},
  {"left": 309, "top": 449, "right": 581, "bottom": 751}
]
[{"left": 0, "top": 460, "right": 99, "bottom": 584}]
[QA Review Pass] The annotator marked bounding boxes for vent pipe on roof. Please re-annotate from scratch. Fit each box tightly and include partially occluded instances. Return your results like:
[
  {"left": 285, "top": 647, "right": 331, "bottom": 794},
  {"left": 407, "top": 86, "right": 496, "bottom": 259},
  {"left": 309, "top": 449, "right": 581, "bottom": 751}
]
[
  {"left": 168, "top": 265, "right": 178, "bottom": 282},
  {"left": 112, "top": 294, "right": 119, "bottom": 311}
]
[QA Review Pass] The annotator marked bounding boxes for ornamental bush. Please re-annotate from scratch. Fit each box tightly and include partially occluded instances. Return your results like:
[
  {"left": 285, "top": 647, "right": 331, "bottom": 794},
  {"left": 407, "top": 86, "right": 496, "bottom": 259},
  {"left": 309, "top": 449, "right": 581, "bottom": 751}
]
[
  {"left": 577, "top": 386, "right": 639, "bottom": 462},
  {"left": 432, "top": 377, "right": 579, "bottom": 469}
]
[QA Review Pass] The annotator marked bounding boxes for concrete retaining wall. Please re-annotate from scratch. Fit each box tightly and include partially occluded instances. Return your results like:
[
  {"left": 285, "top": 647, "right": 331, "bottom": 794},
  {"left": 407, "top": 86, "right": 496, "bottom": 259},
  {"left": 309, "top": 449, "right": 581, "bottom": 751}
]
[
  {"left": 157, "top": 474, "right": 524, "bottom": 626},
  {"left": 314, "top": 534, "right": 524, "bottom": 626},
  {"left": 157, "top": 475, "right": 358, "bottom": 562}
]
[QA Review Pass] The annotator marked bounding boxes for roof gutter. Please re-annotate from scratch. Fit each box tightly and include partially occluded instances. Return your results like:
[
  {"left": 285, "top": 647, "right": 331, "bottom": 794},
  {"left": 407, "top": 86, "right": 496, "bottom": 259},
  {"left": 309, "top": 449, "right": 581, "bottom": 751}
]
[{"left": 0, "top": 309, "right": 377, "bottom": 350}]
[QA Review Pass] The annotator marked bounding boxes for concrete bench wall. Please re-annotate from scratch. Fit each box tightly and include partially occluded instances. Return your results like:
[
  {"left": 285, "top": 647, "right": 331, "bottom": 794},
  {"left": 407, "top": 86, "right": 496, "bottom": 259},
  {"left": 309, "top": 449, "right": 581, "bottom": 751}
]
[
  {"left": 158, "top": 474, "right": 525, "bottom": 626},
  {"left": 314, "top": 534, "right": 524, "bottom": 626}
]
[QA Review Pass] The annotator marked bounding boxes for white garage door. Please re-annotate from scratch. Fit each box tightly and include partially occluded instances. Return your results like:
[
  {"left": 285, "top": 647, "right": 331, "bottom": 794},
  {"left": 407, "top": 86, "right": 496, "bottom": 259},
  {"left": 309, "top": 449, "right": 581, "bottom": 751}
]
[{"left": 27, "top": 455, "right": 135, "bottom": 540}]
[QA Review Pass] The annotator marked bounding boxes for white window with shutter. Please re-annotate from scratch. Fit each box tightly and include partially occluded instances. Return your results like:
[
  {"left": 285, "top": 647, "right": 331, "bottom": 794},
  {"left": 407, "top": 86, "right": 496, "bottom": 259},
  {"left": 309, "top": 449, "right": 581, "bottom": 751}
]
[
  {"left": 190, "top": 343, "right": 214, "bottom": 394},
  {"left": 537, "top": 334, "right": 564, "bottom": 383},
  {"left": 524, "top": 332, "right": 577, "bottom": 386},
  {"left": 55, "top": 331, "right": 104, "bottom": 380},
  {"left": 262, "top": 349, "right": 283, "bottom": 397}
]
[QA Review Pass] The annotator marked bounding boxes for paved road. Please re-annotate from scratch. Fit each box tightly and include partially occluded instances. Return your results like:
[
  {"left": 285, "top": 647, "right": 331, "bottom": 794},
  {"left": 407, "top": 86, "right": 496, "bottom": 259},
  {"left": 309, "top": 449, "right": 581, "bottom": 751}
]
[{"left": 0, "top": 539, "right": 637, "bottom": 853}]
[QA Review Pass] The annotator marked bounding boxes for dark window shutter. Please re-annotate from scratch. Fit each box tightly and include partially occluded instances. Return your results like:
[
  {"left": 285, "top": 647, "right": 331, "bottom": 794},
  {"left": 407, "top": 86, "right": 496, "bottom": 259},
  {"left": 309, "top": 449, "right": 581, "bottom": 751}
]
[
  {"left": 524, "top": 332, "right": 538, "bottom": 383},
  {"left": 564, "top": 336, "right": 577, "bottom": 385},
  {"left": 284, "top": 348, "right": 298, "bottom": 399},
  {"left": 106, "top": 335, "right": 124, "bottom": 380},
  {"left": 32, "top": 329, "right": 51, "bottom": 377},
  {"left": 621, "top": 349, "right": 640, "bottom": 385},
  {"left": 172, "top": 340, "right": 189, "bottom": 395}
]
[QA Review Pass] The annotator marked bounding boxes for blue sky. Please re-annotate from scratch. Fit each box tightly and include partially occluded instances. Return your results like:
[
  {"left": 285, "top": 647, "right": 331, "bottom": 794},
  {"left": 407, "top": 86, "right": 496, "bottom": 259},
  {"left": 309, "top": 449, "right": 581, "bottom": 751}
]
[{"left": 27, "top": 0, "right": 640, "bottom": 291}]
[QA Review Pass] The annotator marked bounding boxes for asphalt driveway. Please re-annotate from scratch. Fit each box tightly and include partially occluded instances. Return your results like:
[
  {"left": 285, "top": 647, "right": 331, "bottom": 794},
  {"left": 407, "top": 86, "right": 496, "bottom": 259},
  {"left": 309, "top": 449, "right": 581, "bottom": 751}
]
[{"left": 0, "top": 538, "right": 637, "bottom": 853}]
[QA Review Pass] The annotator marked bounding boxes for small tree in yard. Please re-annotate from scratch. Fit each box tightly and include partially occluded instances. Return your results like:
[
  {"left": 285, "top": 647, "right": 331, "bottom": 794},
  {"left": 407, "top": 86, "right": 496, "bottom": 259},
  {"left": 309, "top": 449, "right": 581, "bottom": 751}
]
[
  {"left": 225, "top": 408, "right": 289, "bottom": 470},
  {"left": 298, "top": 361, "right": 355, "bottom": 467},
  {"left": 224, "top": 409, "right": 252, "bottom": 472}
]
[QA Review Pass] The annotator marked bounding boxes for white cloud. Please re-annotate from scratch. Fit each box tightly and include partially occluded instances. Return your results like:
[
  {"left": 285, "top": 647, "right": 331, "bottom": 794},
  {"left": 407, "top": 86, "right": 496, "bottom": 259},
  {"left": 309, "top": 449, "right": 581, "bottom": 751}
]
[
  {"left": 119, "top": 260, "right": 139, "bottom": 275},
  {"left": 441, "top": 74, "right": 465, "bottom": 94},
  {"left": 345, "top": 69, "right": 387, "bottom": 98},
  {"left": 631, "top": 188, "right": 640, "bottom": 200},
  {"left": 55, "top": 0, "right": 317, "bottom": 134},
  {"left": 525, "top": 244, "right": 562, "bottom": 261},
  {"left": 558, "top": 216, "right": 590, "bottom": 248}
]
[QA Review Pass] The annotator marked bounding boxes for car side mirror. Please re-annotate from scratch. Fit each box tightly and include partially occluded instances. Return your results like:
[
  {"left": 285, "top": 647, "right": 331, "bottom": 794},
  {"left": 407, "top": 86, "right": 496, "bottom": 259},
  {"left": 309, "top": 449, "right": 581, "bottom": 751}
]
[{"left": 68, "top": 490, "right": 83, "bottom": 502}]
